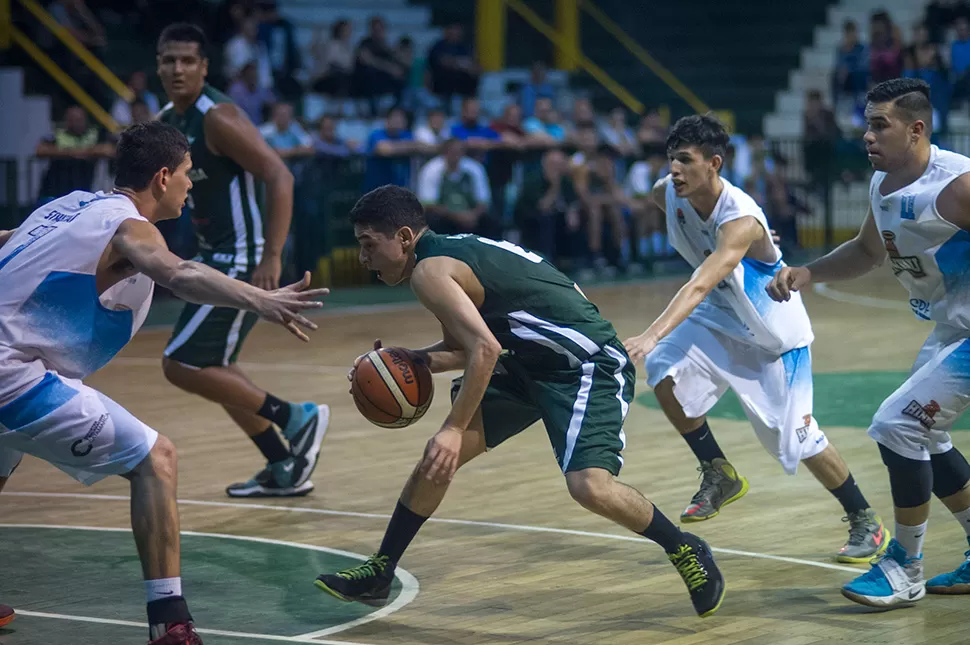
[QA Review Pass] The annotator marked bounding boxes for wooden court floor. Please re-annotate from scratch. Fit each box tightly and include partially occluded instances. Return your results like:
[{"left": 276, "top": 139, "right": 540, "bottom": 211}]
[{"left": 2, "top": 271, "right": 969, "bottom": 645}]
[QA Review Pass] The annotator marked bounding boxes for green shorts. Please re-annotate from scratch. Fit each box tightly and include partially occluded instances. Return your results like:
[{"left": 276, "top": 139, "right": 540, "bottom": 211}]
[
  {"left": 163, "top": 262, "right": 258, "bottom": 369},
  {"left": 451, "top": 339, "right": 635, "bottom": 475}
]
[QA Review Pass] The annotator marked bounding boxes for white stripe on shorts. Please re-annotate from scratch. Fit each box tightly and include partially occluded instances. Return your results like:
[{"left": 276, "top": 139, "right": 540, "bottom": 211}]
[{"left": 561, "top": 362, "right": 595, "bottom": 472}]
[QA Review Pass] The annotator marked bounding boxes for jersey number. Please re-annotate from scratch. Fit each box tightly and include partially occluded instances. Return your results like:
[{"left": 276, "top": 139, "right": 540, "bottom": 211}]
[{"left": 473, "top": 236, "right": 543, "bottom": 264}]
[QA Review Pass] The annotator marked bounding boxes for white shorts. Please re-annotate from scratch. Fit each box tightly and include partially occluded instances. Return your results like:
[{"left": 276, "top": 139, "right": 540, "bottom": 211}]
[
  {"left": 0, "top": 372, "right": 158, "bottom": 485},
  {"left": 645, "top": 318, "right": 827, "bottom": 474},
  {"left": 868, "top": 323, "right": 968, "bottom": 461}
]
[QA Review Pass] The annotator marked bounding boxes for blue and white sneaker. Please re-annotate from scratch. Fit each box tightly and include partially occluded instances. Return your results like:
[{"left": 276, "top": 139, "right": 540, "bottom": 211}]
[
  {"left": 841, "top": 538, "right": 925, "bottom": 608},
  {"left": 926, "top": 537, "right": 970, "bottom": 595},
  {"left": 283, "top": 403, "right": 330, "bottom": 488}
]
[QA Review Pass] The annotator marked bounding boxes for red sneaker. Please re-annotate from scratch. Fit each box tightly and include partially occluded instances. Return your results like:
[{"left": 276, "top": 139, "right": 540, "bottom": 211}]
[
  {"left": 0, "top": 604, "right": 15, "bottom": 628},
  {"left": 147, "top": 623, "right": 203, "bottom": 645}
]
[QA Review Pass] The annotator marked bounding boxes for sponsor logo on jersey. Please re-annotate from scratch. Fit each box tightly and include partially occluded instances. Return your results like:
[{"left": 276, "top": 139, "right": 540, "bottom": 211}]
[
  {"left": 676, "top": 208, "right": 686, "bottom": 226},
  {"left": 43, "top": 210, "right": 80, "bottom": 223},
  {"left": 900, "top": 194, "right": 917, "bottom": 220},
  {"left": 795, "top": 414, "right": 812, "bottom": 443},
  {"left": 902, "top": 399, "right": 940, "bottom": 429},
  {"left": 909, "top": 298, "right": 932, "bottom": 320},
  {"left": 882, "top": 230, "right": 926, "bottom": 278},
  {"left": 70, "top": 413, "right": 109, "bottom": 457}
]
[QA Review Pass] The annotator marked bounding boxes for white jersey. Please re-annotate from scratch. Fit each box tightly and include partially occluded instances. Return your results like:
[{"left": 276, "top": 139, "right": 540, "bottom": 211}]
[
  {"left": 665, "top": 178, "right": 814, "bottom": 355},
  {"left": 869, "top": 145, "right": 970, "bottom": 329},
  {"left": 0, "top": 191, "right": 154, "bottom": 405}
]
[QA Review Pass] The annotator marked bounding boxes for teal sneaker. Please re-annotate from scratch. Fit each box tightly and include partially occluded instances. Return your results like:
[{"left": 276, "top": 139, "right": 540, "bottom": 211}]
[
  {"left": 282, "top": 403, "right": 330, "bottom": 488},
  {"left": 926, "top": 537, "right": 970, "bottom": 595},
  {"left": 841, "top": 538, "right": 925, "bottom": 608},
  {"left": 225, "top": 458, "right": 313, "bottom": 498}
]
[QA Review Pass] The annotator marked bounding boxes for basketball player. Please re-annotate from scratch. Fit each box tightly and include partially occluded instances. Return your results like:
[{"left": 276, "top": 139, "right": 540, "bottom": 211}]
[
  {"left": 155, "top": 23, "right": 329, "bottom": 498},
  {"left": 0, "top": 122, "right": 327, "bottom": 643},
  {"left": 769, "top": 78, "right": 970, "bottom": 607},
  {"left": 313, "top": 185, "right": 726, "bottom": 618},
  {"left": 622, "top": 114, "right": 888, "bottom": 563}
]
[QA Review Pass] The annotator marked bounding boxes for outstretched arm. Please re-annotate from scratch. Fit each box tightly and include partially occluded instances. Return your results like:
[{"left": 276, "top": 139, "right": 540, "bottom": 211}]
[{"left": 624, "top": 215, "right": 763, "bottom": 362}]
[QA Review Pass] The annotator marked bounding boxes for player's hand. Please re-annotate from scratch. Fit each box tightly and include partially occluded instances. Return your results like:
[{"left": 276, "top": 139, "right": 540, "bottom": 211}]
[
  {"left": 252, "top": 254, "right": 283, "bottom": 291},
  {"left": 255, "top": 271, "right": 328, "bottom": 341},
  {"left": 766, "top": 265, "right": 812, "bottom": 302},
  {"left": 623, "top": 331, "right": 659, "bottom": 364},
  {"left": 770, "top": 228, "right": 782, "bottom": 245},
  {"left": 348, "top": 339, "right": 384, "bottom": 392},
  {"left": 419, "top": 425, "right": 463, "bottom": 485}
]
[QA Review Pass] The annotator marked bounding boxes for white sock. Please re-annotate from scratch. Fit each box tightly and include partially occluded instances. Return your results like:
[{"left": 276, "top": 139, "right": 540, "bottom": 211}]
[
  {"left": 953, "top": 507, "right": 970, "bottom": 537},
  {"left": 895, "top": 521, "right": 928, "bottom": 558},
  {"left": 145, "top": 577, "right": 182, "bottom": 603}
]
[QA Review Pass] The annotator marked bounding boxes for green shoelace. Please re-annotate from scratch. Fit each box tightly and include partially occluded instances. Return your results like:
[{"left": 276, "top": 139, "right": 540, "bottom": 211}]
[
  {"left": 337, "top": 554, "right": 390, "bottom": 581},
  {"left": 669, "top": 545, "right": 708, "bottom": 592}
]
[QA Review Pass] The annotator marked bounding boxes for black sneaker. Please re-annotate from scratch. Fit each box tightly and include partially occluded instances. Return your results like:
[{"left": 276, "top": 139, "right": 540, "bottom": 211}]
[
  {"left": 225, "top": 459, "right": 314, "bottom": 498},
  {"left": 668, "top": 533, "right": 726, "bottom": 617},
  {"left": 315, "top": 554, "right": 394, "bottom": 607}
]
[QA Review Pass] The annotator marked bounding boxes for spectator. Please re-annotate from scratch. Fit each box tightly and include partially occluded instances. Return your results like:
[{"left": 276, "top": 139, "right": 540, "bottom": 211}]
[
  {"left": 802, "top": 90, "right": 840, "bottom": 189},
  {"left": 449, "top": 98, "right": 500, "bottom": 154},
  {"left": 310, "top": 19, "right": 354, "bottom": 97},
  {"left": 523, "top": 97, "right": 566, "bottom": 143},
  {"left": 637, "top": 109, "right": 667, "bottom": 147},
  {"left": 569, "top": 125, "right": 600, "bottom": 170},
  {"left": 414, "top": 108, "right": 451, "bottom": 145},
  {"left": 926, "top": 0, "right": 970, "bottom": 43},
  {"left": 417, "top": 138, "right": 494, "bottom": 236},
  {"left": 45, "top": 0, "right": 105, "bottom": 49},
  {"left": 833, "top": 20, "right": 868, "bottom": 103},
  {"left": 427, "top": 23, "right": 480, "bottom": 111},
  {"left": 904, "top": 31, "right": 950, "bottom": 134},
  {"left": 519, "top": 61, "right": 556, "bottom": 118},
  {"left": 952, "top": 17, "right": 970, "bottom": 106},
  {"left": 577, "top": 145, "right": 629, "bottom": 276},
  {"left": 354, "top": 16, "right": 407, "bottom": 115},
  {"left": 363, "top": 106, "right": 418, "bottom": 190},
  {"left": 600, "top": 107, "right": 638, "bottom": 158},
  {"left": 256, "top": 0, "right": 303, "bottom": 100},
  {"left": 625, "top": 144, "right": 670, "bottom": 262},
  {"left": 568, "top": 98, "right": 597, "bottom": 141},
  {"left": 313, "top": 115, "right": 354, "bottom": 158},
  {"left": 110, "top": 71, "right": 161, "bottom": 127},
  {"left": 259, "top": 102, "right": 314, "bottom": 161},
  {"left": 402, "top": 69, "right": 444, "bottom": 116},
  {"left": 869, "top": 11, "right": 903, "bottom": 84},
  {"left": 490, "top": 103, "right": 526, "bottom": 143},
  {"left": 229, "top": 61, "right": 277, "bottom": 124},
  {"left": 224, "top": 14, "right": 272, "bottom": 89},
  {"left": 130, "top": 99, "right": 153, "bottom": 125},
  {"left": 35, "top": 105, "right": 114, "bottom": 203},
  {"left": 488, "top": 103, "right": 528, "bottom": 219},
  {"left": 514, "top": 149, "right": 582, "bottom": 265}
]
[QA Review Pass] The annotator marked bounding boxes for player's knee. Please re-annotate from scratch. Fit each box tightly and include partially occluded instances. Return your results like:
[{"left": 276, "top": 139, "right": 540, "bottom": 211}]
[
  {"left": 931, "top": 448, "right": 970, "bottom": 499},
  {"left": 878, "top": 442, "right": 933, "bottom": 508},
  {"left": 565, "top": 468, "right": 613, "bottom": 512},
  {"left": 148, "top": 434, "right": 178, "bottom": 484}
]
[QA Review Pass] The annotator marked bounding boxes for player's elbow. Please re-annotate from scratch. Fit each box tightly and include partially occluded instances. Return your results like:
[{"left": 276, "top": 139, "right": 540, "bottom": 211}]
[
  {"left": 166, "top": 261, "right": 205, "bottom": 297},
  {"left": 474, "top": 338, "right": 502, "bottom": 364}
]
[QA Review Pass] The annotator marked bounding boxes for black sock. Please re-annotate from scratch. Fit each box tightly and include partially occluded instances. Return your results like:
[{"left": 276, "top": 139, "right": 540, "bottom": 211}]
[
  {"left": 147, "top": 596, "right": 192, "bottom": 635},
  {"left": 829, "top": 473, "right": 870, "bottom": 515},
  {"left": 250, "top": 427, "right": 290, "bottom": 463},
  {"left": 681, "top": 422, "right": 725, "bottom": 463},
  {"left": 640, "top": 506, "right": 685, "bottom": 554},
  {"left": 378, "top": 501, "right": 429, "bottom": 564},
  {"left": 258, "top": 393, "right": 292, "bottom": 429}
]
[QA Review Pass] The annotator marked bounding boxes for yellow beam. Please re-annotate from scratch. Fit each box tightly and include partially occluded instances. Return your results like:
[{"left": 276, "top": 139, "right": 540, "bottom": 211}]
[
  {"left": 579, "top": 0, "right": 710, "bottom": 114},
  {"left": 0, "top": 0, "right": 10, "bottom": 50},
  {"left": 505, "top": 0, "right": 643, "bottom": 114},
  {"left": 18, "top": 0, "right": 133, "bottom": 102},
  {"left": 10, "top": 26, "right": 121, "bottom": 133},
  {"left": 554, "top": 0, "right": 578, "bottom": 72},
  {"left": 476, "top": 0, "right": 505, "bottom": 72}
]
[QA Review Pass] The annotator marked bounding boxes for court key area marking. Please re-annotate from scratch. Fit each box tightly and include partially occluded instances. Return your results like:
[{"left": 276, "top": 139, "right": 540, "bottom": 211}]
[{"left": 0, "top": 522, "right": 419, "bottom": 643}]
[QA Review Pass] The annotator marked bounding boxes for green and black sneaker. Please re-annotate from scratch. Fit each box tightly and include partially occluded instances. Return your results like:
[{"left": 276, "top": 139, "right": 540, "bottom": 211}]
[
  {"left": 669, "top": 532, "right": 726, "bottom": 617},
  {"left": 315, "top": 554, "right": 394, "bottom": 607}
]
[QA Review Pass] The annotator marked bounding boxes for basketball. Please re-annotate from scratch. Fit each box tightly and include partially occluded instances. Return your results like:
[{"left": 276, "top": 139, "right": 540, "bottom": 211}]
[{"left": 351, "top": 347, "right": 434, "bottom": 428}]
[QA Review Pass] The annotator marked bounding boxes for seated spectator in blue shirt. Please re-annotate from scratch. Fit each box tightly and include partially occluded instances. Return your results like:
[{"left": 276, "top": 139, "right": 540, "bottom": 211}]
[
  {"left": 313, "top": 115, "right": 354, "bottom": 157},
  {"left": 904, "top": 41, "right": 950, "bottom": 135},
  {"left": 364, "top": 106, "right": 419, "bottom": 190},
  {"left": 229, "top": 62, "right": 277, "bottom": 124},
  {"left": 449, "top": 98, "right": 500, "bottom": 161},
  {"left": 523, "top": 97, "right": 566, "bottom": 142},
  {"left": 260, "top": 102, "right": 314, "bottom": 159},
  {"left": 519, "top": 61, "right": 556, "bottom": 118},
  {"left": 953, "top": 17, "right": 970, "bottom": 105}
]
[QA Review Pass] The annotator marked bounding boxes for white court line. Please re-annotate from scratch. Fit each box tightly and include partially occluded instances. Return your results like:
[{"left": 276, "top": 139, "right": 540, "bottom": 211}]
[
  {"left": 108, "top": 357, "right": 458, "bottom": 380},
  {"left": 0, "top": 523, "right": 418, "bottom": 643},
  {"left": 813, "top": 283, "right": 904, "bottom": 311},
  {"left": 4, "top": 492, "right": 863, "bottom": 574}
]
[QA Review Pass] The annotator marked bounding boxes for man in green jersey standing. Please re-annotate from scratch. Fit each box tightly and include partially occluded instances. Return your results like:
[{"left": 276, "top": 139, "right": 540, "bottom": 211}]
[
  {"left": 314, "top": 185, "right": 726, "bottom": 619},
  {"left": 156, "top": 24, "right": 329, "bottom": 498}
]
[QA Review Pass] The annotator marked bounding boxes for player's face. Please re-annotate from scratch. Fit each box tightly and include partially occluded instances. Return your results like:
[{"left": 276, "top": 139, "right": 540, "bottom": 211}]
[
  {"left": 668, "top": 145, "right": 721, "bottom": 198},
  {"left": 157, "top": 42, "right": 208, "bottom": 102},
  {"left": 158, "top": 153, "right": 193, "bottom": 221},
  {"left": 863, "top": 101, "right": 921, "bottom": 172},
  {"left": 355, "top": 226, "right": 413, "bottom": 286}
]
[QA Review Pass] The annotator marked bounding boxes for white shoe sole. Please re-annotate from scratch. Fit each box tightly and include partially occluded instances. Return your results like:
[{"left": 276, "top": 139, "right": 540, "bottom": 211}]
[
  {"left": 841, "top": 582, "right": 925, "bottom": 608},
  {"left": 226, "top": 480, "right": 315, "bottom": 498},
  {"left": 292, "top": 404, "right": 330, "bottom": 487}
]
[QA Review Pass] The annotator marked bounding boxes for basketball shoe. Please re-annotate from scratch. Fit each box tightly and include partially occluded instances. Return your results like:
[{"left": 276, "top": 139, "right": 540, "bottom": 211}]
[
  {"left": 837, "top": 509, "right": 889, "bottom": 563},
  {"left": 225, "top": 459, "right": 314, "bottom": 498},
  {"left": 147, "top": 623, "right": 203, "bottom": 645},
  {"left": 669, "top": 533, "right": 726, "bottom": 617},
  {"left": 0, "top": 604, "right": 14, "bottom": 628},
  {"left": 284, "top": 403, "right": 330, "bottom": 487},
  {"left": 841, "top": 538, "right": 925, "bottom": 608},
  {"left": 315, "top": 554, "right": 395, "bottom": 607},
  {"left": 926, "top": 537, "right": 970, "bottom": 594},
  {"left": 680, "top": 458, "right": 749, "bottom": 522}
]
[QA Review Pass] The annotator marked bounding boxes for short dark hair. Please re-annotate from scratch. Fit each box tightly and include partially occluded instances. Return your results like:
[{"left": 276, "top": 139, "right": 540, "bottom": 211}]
[
  {"left": 114, "top": 122, "right": 190, "bottom": 191},
  {"left": 350, "top": 185, "right": 427, "bottom": 235},
  {"left": 666, "top": 113, "right": 730, "bottom": 160},
  {"left": 157, "top": 23, "right": 208, "bottom": 59},
  {"left": 866, "top": 78, "right": 933, "bottom": 125}
]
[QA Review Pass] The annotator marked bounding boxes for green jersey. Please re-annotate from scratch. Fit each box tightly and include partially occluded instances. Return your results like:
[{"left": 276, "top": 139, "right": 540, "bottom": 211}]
[
  {"left": 414, "top": 231, "right": 619, "bottom": 372},
  {"left": 159, "top": 84, "right": 264, "bottom": 270}
]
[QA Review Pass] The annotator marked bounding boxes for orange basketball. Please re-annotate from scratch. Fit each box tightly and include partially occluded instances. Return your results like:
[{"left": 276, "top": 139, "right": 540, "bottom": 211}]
[{"left": 352, "top": 347, "right": 434, "bottom": 428}]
